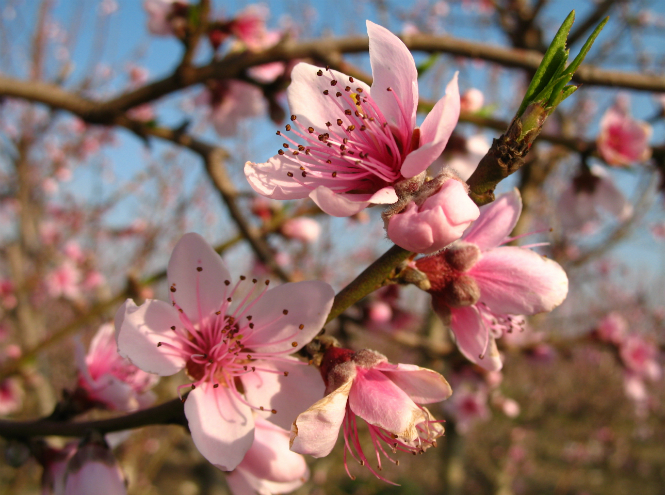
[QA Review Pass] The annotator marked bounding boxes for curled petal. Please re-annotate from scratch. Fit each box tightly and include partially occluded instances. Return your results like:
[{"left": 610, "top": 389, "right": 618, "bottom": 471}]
[
  {"left": 348, "top": 368, "right": 426, "bottom": 441},
  {"left": 290, "top": 379, "right": 352, "bottom": 457},
  {"left": 117, "top": 299, "right": 186, "bottom": 376},
  {"left": 462, "top": 188, "right": 522, "bottom": 250},
  {"left": 471, "top": 247, "right": 569, "bottom": 315},
  {"left": 448, "top": 305, "right": 503, "bottom": 371},
  {"left": 167, "top": 233, "right": 231, "bottom": 323},
  {"left": 184, "top": 383, "right": 255, "bottom": 471},
  {"left": 308, "top": 186, "right": 370, "bottom": 217},
  {"left": 373, "top": 363, "right": 452, "bottom": 403},
  {"left": 401, "top": 73, "right": 460, "bottom": 178},
  {"left": 242, "top": 280, "right": 334, "bottom": 354}
]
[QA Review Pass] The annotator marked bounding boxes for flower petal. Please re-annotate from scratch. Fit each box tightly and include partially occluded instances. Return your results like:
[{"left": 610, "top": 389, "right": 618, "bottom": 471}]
[
  {"left": 462, "top": 188, "right": 522, "bottom": 249},
  {"left": 245, "top": 155, "right": 312, "bottom": 201},
  {"left": 348, "top": 368, "right": 426, "bottom": 441},
  {"left": 114, "top": 298, "right": 138, "bottom": 344},
  {"left": 117, "top": 299, "right": 186, "bottom": 376},
  {"left": 240, "top": 417, "right": 309, "bottom": 483},
  {"left": 369, "top": 186, "right": 399, "bottom": 204},
  {"left": 242, "top": 280, "right": 334, "bottom": 354},
  {"left": 287, "top": 62, "right": 371, "bottom": 131},
  {"left": 290, "top": 378, "right": 352, "bottom": 457},
  {"left": 367, "top": 20, "right": 418, "bottom": 134},
  {"left": 373, "top": 363, "right": 452, "bottom": 403},
  {"left": 471, "top": 247, "right": 569, "bottom": 315},
  {"left": 401, "top": 73, "right": 460, "bottom": 178},
  {"left": 242, "top": 358, "right": 325, "bottom": 430},
  {"left": 308, "top": 186, "right": 370, "bottom": 217},
  {"left": 184, "top": 383, "right": 255, "bottom": 471},
  {"left": 448, "top": 305, "right": 503, "bottom": 371},
  {"left": 167, "top": 233, "right": 230, "bottom": 322}
]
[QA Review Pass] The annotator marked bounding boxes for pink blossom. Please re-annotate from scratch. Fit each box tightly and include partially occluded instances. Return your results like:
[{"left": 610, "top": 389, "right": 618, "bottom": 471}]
[
  {"left": 226, "top": 417, "right": 309, "bottom": 495},
  {"left": 0, "top": 378, "right": 23, "bottom": 416},
  {"left": 144, "top": 0, "right": 185, "bottom": 36},
  {"left": 202, "top": 80, "right": 267, "bottom": 137},
  {"left": 280, "top": 217, "right": 321, "bottom": 243},
  {"left": 416, "top": 189, "right": 569, "bottom": 371},
  {"left": 63, "top": 241, "right": 84, "bottom": 262},
  {"left": 61, "top": 441, "right": 127, "bottom": 495},
  {"left": 597, "top": 103, "right": 652, "bottom": 167},
  {"left": 367, "top": 300, "right": 393, "bottom": 324},
  {"left": 76, "top": 324, "right": 158, "bottom": 411},
  {"left": 442, "top": 381, "right": 489, "bottom": 434},
  {"left": 597, "top": 312, "right": 628, "bottom": 345},
  {"left": 290, "top": 347, "right": 451, "bottom": 482},
  {"left": 0, "top": 279, "right": 17, "bottom": 310},
  {"left": 46, "top": 261, "right": 82, "bottom": 300},
  {"left": 83, "top": 271, "right": 105, "bottom": 290},
  {"left": 387, "top": 178, "right": 479, "bottom": 254},
  {"left": 245, "top": 21, "right": 460, "bottom": 217},
  {"left": 228, "top": 4, "right": 270, "bottom": 51},
  {"left": 116, "top": 233, "right": 333, "bottom": 470},
  {"left": 619, "top": 334, "right": 661, "bottom": 381},
  {"left": 557, "top": 165, "right": 632, "bottom": 234},
  {"left": 460, "top": 88, "right": 484, "bottom": 113}
]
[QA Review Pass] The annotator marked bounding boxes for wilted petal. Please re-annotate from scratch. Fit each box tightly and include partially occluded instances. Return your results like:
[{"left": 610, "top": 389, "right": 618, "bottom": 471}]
[
  {"left": 290, "top": 378, "right": 352, "bottom": 457},
  {"left": 471, "top": 247, "right": 569, "bottom": 315},
  {"left": 348, "top": 368, "right": 425, "bottom": 441},
  {"left": 242, "top": 281, "right": 334, "bottom": 354},
  {"left": 242, "top": 358, "right": 325, "bottom": 430},
  {"left": 167, "top": 233, "right": 231, "bottom": 322},
  {"left": 449, "top": 305, "right": 503, "bottom": 371},
  {"left": 184, "top": 383, "right": 255, "bottom": 471},
  {"left": 401, "top": 74, "right": 460, "bottom": 178},
  {"left": 462, "top": 188, "right": 522, "bottom": 249},
  {"left": 367, "top": 20, "right": 418, "bottom": 133},
  {"left": 117, "top": 299, "right": 186, "bottom": 376},
  {"left": 373, "top": 363, "right": 452, "bottom": 403}
]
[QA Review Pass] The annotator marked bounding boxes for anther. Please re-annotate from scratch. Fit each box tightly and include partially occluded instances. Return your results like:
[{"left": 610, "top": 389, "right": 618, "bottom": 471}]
[
  {"left": 271, "top": 409, "right": 277, "bottom": 414},
  {"left": 287, "top": 172, "right": 293, "bottom": 177},
  {"left": 330, "top": 80, "right": 337, "bottom": 86},
  {"left": 249, "top": 323, "right": 255, "bottom": 329},
  {"left": 344, "top": 109, "right": 352, "bottom": 115},
  {"left": 293, "top": 151, "right": 299, "bottom": 156},
  {"left": 326, "top": 160, "right": 332, "bottom": 164},
  {"left": 215, "top": 311, "right": 221, "bottom": 315},
  {"left": 299, "top": 324, "right": 304, "bottom": 329},
  {"left": 265, "top": 280, "right": 270, "bottom": 285},
  {"left": 317, "top": 69, "right": 323, "bottom": 76},
  {"left": 336, "top": 92, "right": 342, "bottom": 97},
  {"left": 284, "top": 371, "right": 289, "bottom": 376},
  {"left": 308, "top": 127, "right": 314, "bottom": 133},
  {"left": 298, "top": 145, "right": 305, "bottom": 151},
  {"left": 349, "top": 76, "right": 354, "bottom": 82},
  {"left": 326, "top": 121, "right": 331, "bottom": 127},
  {"left": 336, "top": 119, "right": 343, "bottom": 126},
  {"left": 191, "top": 384, "right": 196, "bottom": 389},
  {"left": 323, "top": 90, "right": 329, "bottom": 95},
  {"left": 291, "top": 342, "right": 298, "bottom": 347},
  {"left": 387, "top": 87, "right": 392, "bottom": 91},
  {"left": 283, "top": 143, "right": 289, "bottom": 148},
  {"left": 332, "top": 171, "right": 337, "bottom": 177},
  {"left": 260, "top": 406, "right": 264, "bottom": 411},
  {"left": 252, "top": 278, "right": 257, "bottom": 283},
  {"left": 345, "top": 86, "right": 351, "bottom": 92},
  {"left": 170, "top": 287, "right": 176, "bottom": 292},
  {"left": 285, "top": 124, "right": 291, "bottom": 131},
  {"left": 227, "top": 297, "right": 232, "bottom": 302},
  {"left": 157, "top": 342, "right": 162, "bottom": 347},
  {"left": 283, "top": 309, "right": 289, "bottom": 315},
  {"left": 291, "top": 115, "right": 297, "bottom": 121},
  {"left": 196, "top": 267, "right": 202, "bottom": 272},
  {"left": 356, "top": 88, "right": 363, "bottom": 93},
  {"left": 247, "top": 316, "right": 252, "bottom": 320},
  {"left": 171, "top": 326, "right": 176, "bottom": 331},
  {"left": 213, "top": 384, "right": 219, "bottom": 388},
  {"left": 276, "top": 130, "right": 281, "bottom": 135},
  {"left": 360, "top": 125, "right": 366, "bottom": 131},
  {"left": 301, "top": 171, "right": 307, "bottom": 177},
  {"left": 348, "top": 125, "right": 355, "bottom": 131},
  {"left": 240, "top": 275, "right": 246, "bottom": 280},
  {"left": 178, "top": 308, "right": 183, "bottom": 313},
  {"left": 278, "top": 149, "right": 285, "bottom": 155}
]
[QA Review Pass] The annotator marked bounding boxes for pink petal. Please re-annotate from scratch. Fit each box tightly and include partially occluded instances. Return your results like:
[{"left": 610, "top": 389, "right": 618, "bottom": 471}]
[
  {"left": 471, "top": 247, "right": 569, "bottom": 315},
  {"left": 227, "top": 469, "right": 307, "bottom": 495},
  {"left": 242, "top": 357, "right": 325, "bottom": 431},
  {"left": 373, "top": 363, "right": 452, "bottom": 403},
  {"left": 245, "top": 155, "right": 312, "bottom": 201},
  {"left": 369, "top": 186, "right": 399, "bottom": 204},
  {"left": 114, "top": 299, "right": 138, "bottom": 344},
  {"left": 462, "top": 188, "right": 522, "bottom": 249},
  {"left": 290, "top": 378, "right": 352, "bottom": 457},
  {"left": 348, "top": 368, "right": 426, "bottom": 440},
  {"left": 242, "top": 280, "right": 334, "bottom": 353},
  {"left": 387, "top": 202, "right": 435, "bottom": 253},
  {"left": 286, "top": 62, "right": 371, "bottom": 131},
  {"left": 64, "top": 461, "right": 127, "bottom": 495},
  {"left": 117, "top": 299, "right": 186, "bottom": 376},
  {"left": 86, "top": 374, "right": 137, "bottom": 411},
  {"left": 167, "top": 233, "right": 230, "bottom": 323},
  {"left": 448, "top": 305, "right": 503, "bottom": 371},
  {"left": 367, "top": 20, "right": 418, "bottom": 134},
  {"left": 240, "top": 417, "right": 309, "bottom": 483},
  {"left": 308, "top": 186, "right": 370, "bottom": 217},
  {"left": 401, "top": 73, "right": 460, "bottom": 178},
  {"left": 184, "top": 383, "right": 255, "bottom": 471}
]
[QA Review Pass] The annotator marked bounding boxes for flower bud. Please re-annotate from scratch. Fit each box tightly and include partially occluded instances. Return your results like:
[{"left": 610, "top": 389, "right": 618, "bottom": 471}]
[{"left": 387, "top": 180, "right": 480, "bottom": 254}]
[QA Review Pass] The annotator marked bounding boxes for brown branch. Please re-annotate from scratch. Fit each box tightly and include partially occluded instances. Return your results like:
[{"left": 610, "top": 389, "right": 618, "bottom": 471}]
[{"left": 0, "top": 398, "right": 187, "bottom": 439}]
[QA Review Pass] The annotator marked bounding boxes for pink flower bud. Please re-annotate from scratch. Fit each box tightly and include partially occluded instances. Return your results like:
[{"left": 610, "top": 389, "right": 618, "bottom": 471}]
[
  {"left": 596, "top": 103, "right": 652, "bottom": 167},
  {"left": 460, "top": 88, "right": 484, "bottom": 113},
  {"left": 63, "top": 442, "right": 127, "bottom": 495},
  {"left": 387, "top": 179, "right": 480, "bottom": 254},
  {"left": 280, "top": 217, "right": 321, "bottom": 243}
]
